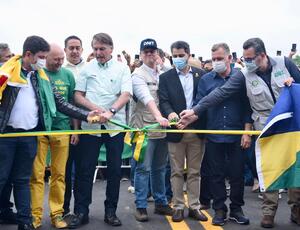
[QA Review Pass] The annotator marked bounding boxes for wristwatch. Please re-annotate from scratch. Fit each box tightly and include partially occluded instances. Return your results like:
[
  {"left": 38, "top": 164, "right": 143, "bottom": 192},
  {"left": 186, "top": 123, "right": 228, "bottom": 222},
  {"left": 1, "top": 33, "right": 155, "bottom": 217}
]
[{"left": 109, "top": 108, "right": 117, "bottom": 115}]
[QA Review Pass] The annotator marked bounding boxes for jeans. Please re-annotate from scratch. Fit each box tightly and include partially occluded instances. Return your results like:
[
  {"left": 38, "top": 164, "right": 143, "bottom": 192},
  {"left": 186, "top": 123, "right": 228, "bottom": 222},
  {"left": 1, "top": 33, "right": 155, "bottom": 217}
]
[
  {"left": 0, "top": 136, "right": 37, "bottom": 224},
  {"left": 74, "top": 133, "right": 124, "bottom": 216},
  {"left": 165, "top": 158, "right": 173, "bottom": 202},
  {"left": 0, "top": 182, "right": 14, "bottom": 212},
  {"left": 134, "top": 138, "right": 168, "bottom": 208}
]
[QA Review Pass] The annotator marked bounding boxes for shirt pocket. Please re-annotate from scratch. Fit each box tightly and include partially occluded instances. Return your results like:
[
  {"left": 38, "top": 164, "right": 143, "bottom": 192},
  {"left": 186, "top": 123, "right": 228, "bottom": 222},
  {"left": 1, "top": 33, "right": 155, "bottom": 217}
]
[{"left": 251, "top": 87, "right": 265, "bottom": 103}]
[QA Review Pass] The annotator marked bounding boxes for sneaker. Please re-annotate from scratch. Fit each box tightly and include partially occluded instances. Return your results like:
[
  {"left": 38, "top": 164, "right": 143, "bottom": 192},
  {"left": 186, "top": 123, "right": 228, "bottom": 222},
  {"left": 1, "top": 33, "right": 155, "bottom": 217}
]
[
  {"left": 51, "top": 215, "right": 68, "bottom": 229},
  {"left": 135, "top": 208, "right": 148, "bottom": 222},
  {"left": 258, "top": 193, "right": 264, "bottom": 199},
  {"left": 229, "top": 211, "right": 250, "bottom": 225},
  {"left": 128, "top": 186, "right": 135, "bottom": 194},
  {"left": 147, "top": 196, "right": 154, "bottom": 202},
  {"left": 212, "top": 210, "right": 227, "bottom": 226},
  {"left": 154, "top": 204, "right": 173, "bottom": 216}
]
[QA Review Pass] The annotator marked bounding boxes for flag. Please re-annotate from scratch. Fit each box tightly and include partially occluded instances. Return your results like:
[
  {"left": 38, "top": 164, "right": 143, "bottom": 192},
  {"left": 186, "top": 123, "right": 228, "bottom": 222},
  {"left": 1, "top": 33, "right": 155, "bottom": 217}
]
[{"left": 256, "top": 84, "right": 300, "bottom": 192}]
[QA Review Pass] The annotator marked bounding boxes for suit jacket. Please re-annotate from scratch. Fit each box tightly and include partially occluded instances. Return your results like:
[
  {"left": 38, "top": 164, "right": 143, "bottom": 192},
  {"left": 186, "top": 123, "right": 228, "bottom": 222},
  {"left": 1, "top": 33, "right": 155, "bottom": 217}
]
[{"left": 158, "top": 67, "right": 206, "bottom": 143}]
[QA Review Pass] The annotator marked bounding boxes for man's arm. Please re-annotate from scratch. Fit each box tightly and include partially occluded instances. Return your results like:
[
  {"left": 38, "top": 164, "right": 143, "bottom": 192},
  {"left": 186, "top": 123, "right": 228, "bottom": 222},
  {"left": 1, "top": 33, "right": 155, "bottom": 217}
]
[
  {"left": 192, "top": 70, "right": 246, "bottom": 115},
  {"left": 158, "top": 73, "right": 178, "bottom": 120}
]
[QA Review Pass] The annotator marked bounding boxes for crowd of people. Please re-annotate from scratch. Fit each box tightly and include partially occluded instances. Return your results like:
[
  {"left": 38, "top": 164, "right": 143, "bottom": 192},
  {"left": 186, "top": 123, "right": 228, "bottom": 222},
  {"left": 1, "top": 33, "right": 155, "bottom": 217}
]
[{"left": 0, "top": 33, "right": 299, "bottom": 230}]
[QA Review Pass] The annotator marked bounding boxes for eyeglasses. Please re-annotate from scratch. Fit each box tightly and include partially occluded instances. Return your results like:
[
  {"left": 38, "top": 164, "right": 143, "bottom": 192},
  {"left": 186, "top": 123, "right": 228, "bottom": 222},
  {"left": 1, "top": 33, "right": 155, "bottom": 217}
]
[{"left": 242, "top": 55, "right": 258, "bottom": 63}]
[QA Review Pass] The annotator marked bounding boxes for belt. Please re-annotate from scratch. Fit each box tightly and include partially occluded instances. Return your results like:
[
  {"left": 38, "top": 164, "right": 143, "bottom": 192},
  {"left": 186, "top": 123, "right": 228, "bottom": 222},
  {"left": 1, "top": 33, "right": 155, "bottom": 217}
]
[{"left": 4, "top": 126, "right": 37, "bottom": 133}]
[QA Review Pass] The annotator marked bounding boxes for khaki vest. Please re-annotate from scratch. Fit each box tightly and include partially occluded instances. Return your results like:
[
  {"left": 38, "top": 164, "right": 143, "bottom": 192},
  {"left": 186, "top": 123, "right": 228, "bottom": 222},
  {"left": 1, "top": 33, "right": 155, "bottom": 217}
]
[
  {"left": 130, "top": 65, "right": 165, "bottom": 139},
  {"left": 242, "top": 56, "right": 289, "bottom": 130}
]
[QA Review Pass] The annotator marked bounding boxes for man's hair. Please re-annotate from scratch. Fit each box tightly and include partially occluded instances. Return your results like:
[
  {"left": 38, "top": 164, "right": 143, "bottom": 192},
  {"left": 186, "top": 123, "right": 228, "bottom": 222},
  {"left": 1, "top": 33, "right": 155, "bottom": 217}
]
[
  {"left": 211, "top": 43, "right": 230, "bottom": 55},
  {"left": 157, "top": 48, "right": 165, "bottom": 58},
  {"left": 170, "top": 41, "right": 190, "bottom": 54},
  {"left": 22, "top": 35, "right": 50, "bottom": 56},
  {"left": 203, "top": 59, "right": 212, "bottom": 65},
  {"left": 243, "top": 38, "right": 267, "bottom": 55},
  {"left": 0, "top": 43, "right": 9, "bottom": 51},
  {"left": 92, "top": 33, "right": 113, "bottom": 48},
  {"left": 64, "top": 35, "right": 82, "bottom": 48}
]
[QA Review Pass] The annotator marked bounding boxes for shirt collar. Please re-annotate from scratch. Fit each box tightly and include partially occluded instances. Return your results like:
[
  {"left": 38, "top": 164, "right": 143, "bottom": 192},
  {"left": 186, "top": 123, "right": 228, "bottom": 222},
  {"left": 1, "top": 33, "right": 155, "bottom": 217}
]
[
  {"left": 142, "top": 63, "right": 159, "bottom": 76},
  {"left": 65, "top": 59, "right": 84, "bottom": 67},
  {"left": 176, "top": 66, "right": 193, "bottom": 76},
  {"left": 98, "top": 57, "right": 113, "bottom": 68}
]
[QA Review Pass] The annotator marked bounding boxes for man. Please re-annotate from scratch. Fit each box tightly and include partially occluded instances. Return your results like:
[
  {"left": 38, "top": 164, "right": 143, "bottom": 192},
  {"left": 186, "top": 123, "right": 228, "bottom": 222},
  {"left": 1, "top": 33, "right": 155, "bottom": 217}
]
[
  {"left": 0, "top": 35, "right": 98, "bottom": 230},
  {"left": 0, "top": 43, "right": 13, "bottom": 67},
  {"left": 130, "top": 38, "right": 172, "bottom": 222},
  {"left": 180, "top": 38, "right": 300, "bottom": 228},
  {"left": 63, "top": 35, "right": 85, "bottom": 80},
  {"left": 30, "top": 44, "right": 78, "bottom": 229},
  {"left": 158, "top": 41, "right": 207, "bottom": 222},
  {"left": 0, "top": 42, "right": 17, "bottom": 226},
  {"left": 69, "top": 33, "right": 132, "bottom": 228},
  {"left": 195, "top": 43, "right": 252, "bottom": 226},
  {"left": 63, "top": 35, "right": 85, "bottom": 216}
]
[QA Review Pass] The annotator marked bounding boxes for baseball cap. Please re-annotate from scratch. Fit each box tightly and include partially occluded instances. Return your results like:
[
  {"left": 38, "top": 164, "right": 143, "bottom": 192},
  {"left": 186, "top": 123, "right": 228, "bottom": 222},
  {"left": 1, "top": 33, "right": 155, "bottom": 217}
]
[{"left": 140, "top": 38, "right": 157, "bottom": 51}]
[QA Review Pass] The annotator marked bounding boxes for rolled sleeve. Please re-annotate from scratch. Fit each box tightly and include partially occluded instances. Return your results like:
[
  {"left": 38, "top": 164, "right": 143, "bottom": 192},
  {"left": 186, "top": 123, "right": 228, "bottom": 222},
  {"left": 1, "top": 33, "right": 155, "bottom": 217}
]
[
  {"left": 132, "top": 73, "right": 154, "bottom": 106},
  {"left": 75, "top": 69, "right": 87, "bottom": 92}
]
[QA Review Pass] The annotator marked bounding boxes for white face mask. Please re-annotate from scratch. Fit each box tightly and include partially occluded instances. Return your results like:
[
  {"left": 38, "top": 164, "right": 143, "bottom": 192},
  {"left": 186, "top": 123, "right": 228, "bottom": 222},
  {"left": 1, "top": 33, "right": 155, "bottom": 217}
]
[
  {"left": 31, "top": 58, "right": 46, "bottom": 70},
  {"left": 212, "top": 60, "right": 227, "bottom": 73}
]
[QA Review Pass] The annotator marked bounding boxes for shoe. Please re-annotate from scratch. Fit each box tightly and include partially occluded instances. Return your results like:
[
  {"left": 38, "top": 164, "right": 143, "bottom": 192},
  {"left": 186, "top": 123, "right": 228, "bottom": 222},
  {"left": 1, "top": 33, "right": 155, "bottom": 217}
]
[
  {"left": 128, "top": 186, "right": 135, "bottom": 194},
  {"left": 291, "top": 206, "right": 300, "bottom": 225},
  {"left": 52, "top": 215, "right": 68, "bottom": 229},
  {"left": 135, "top": 208, "right": 148, "bottom": 222},
  {"left": 188, "top": 209, "right": 208, "bottom": 221},
  {"left": 68, "top": 213, "right": 89, "bottom": 229},
  {"left": 18, "top": 223, "right": 35, "bottom": 230},
  {"left": 258, "top": 193, "right": 264, "bottom": 199},
  {"left": 104, "top": 214, "right": 122, "bottom": 226},
  {"left": 260, "top": 215, "right": 274, "bottom": 228},
  {"left": 229, "top": 211, "right": 250, "bottom": 225},
  {"left": 172, "top": 209, "right": 184, "bottom": 222},
  {"left": 154, "top": 204, "right": 173, "bottom": 216},
  {"left": 0, "top": 208, "right": 18, "bottom": 224},
  {"left": 200, "top": 203, "right": 210, "bottom": 210},
  {"left": 212, "top": 209, "right": 227, "bottom": 226},
  {"left": 147, "top": 196, "right": 154, "bottom": 202},
  {"left": 32, "top": 216, "right": 42, "bottom": 229}
]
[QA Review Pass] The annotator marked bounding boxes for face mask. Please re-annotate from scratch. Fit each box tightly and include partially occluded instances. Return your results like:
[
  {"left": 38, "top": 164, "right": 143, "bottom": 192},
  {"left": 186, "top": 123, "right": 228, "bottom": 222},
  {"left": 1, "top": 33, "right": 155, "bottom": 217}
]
[
  {"left": 213, "top": 61, "right": 227, "bottom": 73},
  {"left": 31, "top": 58, "right": 46, "bottom": 70},
  {"left": 173, "top": 57, "right": 187, "bottom": 70},
  {"left": 245, "top": 60, "right": 258, "bottom": 73}
]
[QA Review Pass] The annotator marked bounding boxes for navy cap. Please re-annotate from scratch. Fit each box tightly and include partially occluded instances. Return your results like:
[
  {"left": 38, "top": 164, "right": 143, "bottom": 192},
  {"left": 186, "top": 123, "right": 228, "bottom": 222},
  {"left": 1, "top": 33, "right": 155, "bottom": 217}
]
[{"left": 140, "top": 38, "right": 157, "bottom": 51}]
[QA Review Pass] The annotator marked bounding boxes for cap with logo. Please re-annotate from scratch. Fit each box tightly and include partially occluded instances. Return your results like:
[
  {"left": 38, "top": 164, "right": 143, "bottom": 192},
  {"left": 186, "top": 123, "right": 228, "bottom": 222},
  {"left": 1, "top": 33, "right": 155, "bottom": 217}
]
[{"left": 140, "top": 38, "right": 157, "bottom": 51}]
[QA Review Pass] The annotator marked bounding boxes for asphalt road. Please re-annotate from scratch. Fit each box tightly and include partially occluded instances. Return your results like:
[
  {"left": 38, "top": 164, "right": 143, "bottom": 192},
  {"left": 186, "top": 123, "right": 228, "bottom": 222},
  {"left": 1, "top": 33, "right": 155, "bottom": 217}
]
[{"left": 1, "top": 180, "right": 298, "bottom": 230}]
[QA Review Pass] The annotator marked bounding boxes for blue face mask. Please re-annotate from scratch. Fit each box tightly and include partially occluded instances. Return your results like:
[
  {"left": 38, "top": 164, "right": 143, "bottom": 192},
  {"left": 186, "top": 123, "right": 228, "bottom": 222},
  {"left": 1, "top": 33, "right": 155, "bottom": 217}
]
[
  {"left": 173, "top": 57, "right": 187, "bottom": 70},
  {"left": 245, "top": 60, "right": 258, "bottom": 73}
]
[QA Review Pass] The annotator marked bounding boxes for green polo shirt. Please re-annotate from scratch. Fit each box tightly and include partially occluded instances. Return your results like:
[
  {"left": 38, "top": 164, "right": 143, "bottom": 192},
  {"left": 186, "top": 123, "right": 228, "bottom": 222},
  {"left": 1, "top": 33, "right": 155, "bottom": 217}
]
[{"left": 44, "top": 67, "right": 75, "bottom": 130}]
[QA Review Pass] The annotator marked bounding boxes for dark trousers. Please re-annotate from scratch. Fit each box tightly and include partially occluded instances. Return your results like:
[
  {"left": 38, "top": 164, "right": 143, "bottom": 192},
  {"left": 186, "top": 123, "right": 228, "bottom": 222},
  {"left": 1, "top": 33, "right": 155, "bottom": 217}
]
[
  {"left": 205, "top": 139, "right": 245, "bottom": 213},
  {"left": 74, "top": 133, "right": 124, "bottom": 216},
  {"left": 165, "top": 158, "right": 173, "bottom": 202},
  {"left": 0, "top": 182, "right": 14, "bottom": 212},
  {"left": 63, "top": 143, "right": 78, "bottom": 213},
  {"left": 200, "top": 151, "right": 212, "bottom": 205},
  {"left": 0, "top": 136, "right": 37, "bottom": 224}
]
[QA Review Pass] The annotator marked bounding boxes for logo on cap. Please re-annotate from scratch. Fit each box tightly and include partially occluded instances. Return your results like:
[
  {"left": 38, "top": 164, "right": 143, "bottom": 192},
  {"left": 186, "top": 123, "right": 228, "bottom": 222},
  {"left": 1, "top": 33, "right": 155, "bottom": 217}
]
[{"left": 140, "top": 38, "right": 157, "bottom": 51}]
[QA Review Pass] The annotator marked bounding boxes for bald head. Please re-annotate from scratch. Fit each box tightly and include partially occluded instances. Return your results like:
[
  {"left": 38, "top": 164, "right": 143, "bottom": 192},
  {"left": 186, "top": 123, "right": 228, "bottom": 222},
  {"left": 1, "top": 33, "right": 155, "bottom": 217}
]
[{"left": 46, "top": 43, "right": 65, "bottom": 72}]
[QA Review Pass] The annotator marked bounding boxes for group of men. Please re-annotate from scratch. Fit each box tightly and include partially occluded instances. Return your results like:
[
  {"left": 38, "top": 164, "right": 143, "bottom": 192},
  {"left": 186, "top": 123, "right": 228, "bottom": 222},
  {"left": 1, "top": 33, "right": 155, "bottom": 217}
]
[{"left": 0, "top": 33, "right": 299, "bottom": 230}]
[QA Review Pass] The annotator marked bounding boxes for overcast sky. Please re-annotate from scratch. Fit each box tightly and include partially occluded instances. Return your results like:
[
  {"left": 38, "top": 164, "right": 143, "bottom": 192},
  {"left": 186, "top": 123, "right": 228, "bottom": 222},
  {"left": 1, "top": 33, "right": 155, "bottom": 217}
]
[{"left": 1, "top": 0, "right": 299, "bottom": 61}]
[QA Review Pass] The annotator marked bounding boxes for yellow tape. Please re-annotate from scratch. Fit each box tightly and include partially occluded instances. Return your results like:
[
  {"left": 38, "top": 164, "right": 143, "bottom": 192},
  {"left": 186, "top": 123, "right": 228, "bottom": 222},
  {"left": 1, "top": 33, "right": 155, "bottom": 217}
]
[{"left": 0, "top": 129, "right": 261, "bottom": 138}]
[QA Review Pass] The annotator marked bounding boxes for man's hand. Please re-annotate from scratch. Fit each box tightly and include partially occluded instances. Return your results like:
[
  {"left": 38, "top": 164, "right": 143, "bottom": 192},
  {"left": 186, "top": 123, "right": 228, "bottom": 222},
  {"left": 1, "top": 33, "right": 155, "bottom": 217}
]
[
  {"left": 177, "top": 115, "right": 198, "bottom": 130},
  {"left": 179, "top": 109, "right": 195, "bottom": 119},
  {"left": 99, "top": 111, "right": 114, "bottom": 124},
  {"left": 241, "top": 134, "right": 251, "bottom": 149},
  {"left": 168, "top": 112, "right": 179, "bottom": 122},
  {"left": 87, "top": 110, "right": 102, "bottom": 123},
  {"left": 155, "top": 115, "right": 170, "bottom": 127},
  {"left": 284, "top": 77, "right": 295, "bottom": 87},
  {"left": 70, "top": 134, "right": 79, "bottom": 145}
]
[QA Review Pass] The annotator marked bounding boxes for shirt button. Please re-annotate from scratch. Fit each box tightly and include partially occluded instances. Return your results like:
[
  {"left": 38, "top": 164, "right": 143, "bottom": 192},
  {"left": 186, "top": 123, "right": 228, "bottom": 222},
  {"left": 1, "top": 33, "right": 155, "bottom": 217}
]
[
  {"left": 224, "top": 106, "right": 226, "bottom": 109},
  {"left": 224, "top": 116, "right": 226, "bottom": 118}
]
